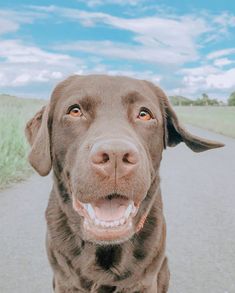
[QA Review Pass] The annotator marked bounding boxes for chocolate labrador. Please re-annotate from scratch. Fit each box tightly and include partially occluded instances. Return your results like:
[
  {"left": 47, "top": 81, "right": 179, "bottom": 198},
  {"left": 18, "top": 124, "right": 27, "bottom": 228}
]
[{"left": 25, "top": 75, "right": 223, "bottom": 293}]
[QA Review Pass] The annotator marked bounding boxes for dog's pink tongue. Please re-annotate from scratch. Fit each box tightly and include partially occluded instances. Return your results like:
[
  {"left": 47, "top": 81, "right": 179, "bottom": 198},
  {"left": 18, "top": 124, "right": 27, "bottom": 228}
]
[{"left": 93, "top": 197, "right": 128, "bottom": 221}]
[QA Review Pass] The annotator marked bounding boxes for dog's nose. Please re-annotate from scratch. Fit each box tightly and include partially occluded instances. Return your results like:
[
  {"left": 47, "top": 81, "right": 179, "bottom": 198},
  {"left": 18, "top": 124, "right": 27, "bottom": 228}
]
[{"left": 90, "top": 139, "right": 140, "bottom": 178}]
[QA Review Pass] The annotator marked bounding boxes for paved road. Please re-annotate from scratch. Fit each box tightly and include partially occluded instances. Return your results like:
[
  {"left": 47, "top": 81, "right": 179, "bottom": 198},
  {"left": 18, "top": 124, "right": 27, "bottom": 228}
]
[{"left": 0, "top": 126, "right": 234, "bottom": 293}]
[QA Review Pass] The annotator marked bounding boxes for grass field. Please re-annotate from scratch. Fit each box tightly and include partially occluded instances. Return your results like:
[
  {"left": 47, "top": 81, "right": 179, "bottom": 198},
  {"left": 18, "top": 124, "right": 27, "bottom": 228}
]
[
  {"left": 0, "top": 95, "right": 45, "bottom": 190},
  {"left": 175, "top": 106, "right": 235, "bottom": 138}
]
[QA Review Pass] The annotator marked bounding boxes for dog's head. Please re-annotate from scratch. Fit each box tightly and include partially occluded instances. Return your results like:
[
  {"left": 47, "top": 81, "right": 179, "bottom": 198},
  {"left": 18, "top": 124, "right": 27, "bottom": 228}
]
[{"left": 25, "top": 75, "right": 223, "bottom": 244}]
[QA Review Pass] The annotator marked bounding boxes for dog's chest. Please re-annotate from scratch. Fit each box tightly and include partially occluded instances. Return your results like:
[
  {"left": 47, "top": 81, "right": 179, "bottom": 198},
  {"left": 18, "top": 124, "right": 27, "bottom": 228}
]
[
  {"left": 50, "top": 238, "right": 153, "bottom": 292},
  {"left": 75, "top": 243, "right": 141, "bottom": 291}
]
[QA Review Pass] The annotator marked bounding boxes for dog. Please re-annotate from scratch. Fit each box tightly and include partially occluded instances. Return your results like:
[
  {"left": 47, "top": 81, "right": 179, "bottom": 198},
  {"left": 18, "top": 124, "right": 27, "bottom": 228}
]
[{"left": 25, "top": 75, "right": 223, "bottom": 292}]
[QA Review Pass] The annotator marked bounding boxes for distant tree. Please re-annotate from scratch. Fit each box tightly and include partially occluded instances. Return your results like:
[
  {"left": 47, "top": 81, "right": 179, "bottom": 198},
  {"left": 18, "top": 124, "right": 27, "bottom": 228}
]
[
  {"left": 169, "top": 96, "right": 192, "bottom": 106},
  {"left": 218, "top": 100, "right": 226, "bottom": 106},
  {"left": 228, "top": 91, "right": 235, "bottom": 106},
  {"left": 194, "top": 98, "right": 204, "bottom": 106},
  {"left": 202, "top": 93, "right": 210, "bottom": 105},
  {"left": 202, "top": 93, "right": 209, "bottom": 100},
  {"left": 194, "top": 93, "right": 219, "bottom": 106},
  {"left": 208, "top": 98, "right": 219, "bottom": 106}
]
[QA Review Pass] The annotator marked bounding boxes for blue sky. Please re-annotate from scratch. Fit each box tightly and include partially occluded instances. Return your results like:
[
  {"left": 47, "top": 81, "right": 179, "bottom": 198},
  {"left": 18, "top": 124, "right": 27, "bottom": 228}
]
[{"left": 0, "top": 0, "right": 235, "bottom": 100}]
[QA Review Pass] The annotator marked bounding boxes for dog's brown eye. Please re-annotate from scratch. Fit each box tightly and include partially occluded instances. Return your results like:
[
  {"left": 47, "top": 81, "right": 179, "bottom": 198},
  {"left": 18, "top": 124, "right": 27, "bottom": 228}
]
[
  {"left": 68, "top": 106, "right": 83, "bottom": 118},
  {"left": 137, "top": 108, "right": 153, "bottom": 121}
]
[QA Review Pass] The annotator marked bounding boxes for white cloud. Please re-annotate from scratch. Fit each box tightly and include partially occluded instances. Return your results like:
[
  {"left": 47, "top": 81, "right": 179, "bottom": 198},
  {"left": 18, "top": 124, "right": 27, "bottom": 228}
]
[
  {"left": 213, "top": 58, "right": 234, "bottom": 67},
  {"left": 0, "top": 39, "right": 83, "bottom": 87},
  {"left": 0, "top": 32, "right": 162, "bottom": 90},
  {"left": 207, "top": 48, "right": 235, "bottom": 60},
  {"left": 206, "top": 68, "right": 235, "bottom": 89},
  {"left": 40, "top": 6, "right": 211, "bottom": 65},
  {"left": 176, "top": 65, "right": 235, "bottom": 99},
  {"left": 11, "top": 70, "right": 65, "bottom": 86},
  {"left": 12, "top": 74, "right": 32, "bottom": 85},
  {"left": 77, "top": 0, "right": 142, "bottom": 7},
  {"left": 51, "top": 71, "right": 63, "bottom": 79},
  {"left": 0, "top": 66, "right": 66, "bottom": 87},
  {"left": 103, "top": 69, "right": 161, "bottom": 84},
  {"left": 180, "top": 65, "right": 220, "bottom": 77},
  {"left": 0, "top": 19, "right": 19, "bottom": 35},
  {"left": 0, "top": 40, "right": 72, "bottom": 65},
  {"left": 57, "top": 40, "right": 196, "bottom": 65},
  {"left": 0, "top": 72, "right": 7, "bottom": 86},
  {"left": 0, "top": 38, "right": 161, "bottom": 89},
  {"left": 0, "top": 9, "right": 47, "bottom": 35},
  {"left": 34, "top": 6, "right": 235, "bottom": 68},
  {"left": 212, "top": 12, "right": 235, "bottom": 28}
]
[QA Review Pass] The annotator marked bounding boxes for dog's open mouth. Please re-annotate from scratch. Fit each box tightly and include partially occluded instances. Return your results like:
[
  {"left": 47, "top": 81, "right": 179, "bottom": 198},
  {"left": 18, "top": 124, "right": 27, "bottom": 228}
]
[{"left": 73, "top": 194, "right": 139, "bottom": 241}]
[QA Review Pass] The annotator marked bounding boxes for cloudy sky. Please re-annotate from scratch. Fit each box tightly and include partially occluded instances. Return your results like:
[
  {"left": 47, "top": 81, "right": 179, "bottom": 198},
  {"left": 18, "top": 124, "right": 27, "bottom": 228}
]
[{"left": 0, "top": 0, "right": 235, "bottom": 100}]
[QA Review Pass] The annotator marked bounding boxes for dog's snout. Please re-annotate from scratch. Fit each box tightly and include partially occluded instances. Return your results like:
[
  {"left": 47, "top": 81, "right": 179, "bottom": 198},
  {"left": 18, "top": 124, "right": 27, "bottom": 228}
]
[{"left": 90, "top": 139, "right": 140, "bottom": 178}]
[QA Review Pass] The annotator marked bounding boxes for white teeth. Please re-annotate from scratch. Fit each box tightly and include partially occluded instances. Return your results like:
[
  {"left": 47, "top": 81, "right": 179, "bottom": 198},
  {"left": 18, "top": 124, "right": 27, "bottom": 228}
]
[
  {"left": 95, "top": 218, "right": 100, "bottom": 226},
  {"left": 124, "top": 203, "right": 132, "bottom": 219},
  {"left": 94, "top": 218, "right": 126, "bottom": 228},
  {"left": 102, "top": 221, "right": 108, "bottom": 227},
  {"left": 82, "top": 200, "right": 137, "bottom": 229},
  {"left": 86, "top": 216, "right": 129, "bottom": 228},
  {"left": 120, "top": 218, "right": 125, "bottom": 225},
  {"left": 114, "top": 220, "right": 119, "bottom": 226},
  {"left": 84, "top": 203, "right": 96, "bottom": 219}
]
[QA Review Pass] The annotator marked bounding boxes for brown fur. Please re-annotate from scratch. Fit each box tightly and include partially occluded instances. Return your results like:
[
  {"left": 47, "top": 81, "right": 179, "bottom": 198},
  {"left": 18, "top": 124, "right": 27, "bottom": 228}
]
[{"left": 25, "top": 75, "right": 223, "bottom": 292}]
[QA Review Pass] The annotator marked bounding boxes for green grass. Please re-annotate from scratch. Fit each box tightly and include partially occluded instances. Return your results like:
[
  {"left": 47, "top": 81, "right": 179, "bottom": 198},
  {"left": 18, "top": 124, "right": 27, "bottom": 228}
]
[
  {"left": 175, "top": 106, "right": 235, "bottom": 138},
  {"left": 0, "top": 94, "right": 45, "bottom": 190}
]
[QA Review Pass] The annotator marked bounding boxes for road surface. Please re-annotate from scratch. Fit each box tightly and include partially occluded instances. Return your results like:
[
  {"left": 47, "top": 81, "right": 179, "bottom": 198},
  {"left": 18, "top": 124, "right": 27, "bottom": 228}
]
[{"left": 0, "top": 126, "right": 234, "bottom": 293}]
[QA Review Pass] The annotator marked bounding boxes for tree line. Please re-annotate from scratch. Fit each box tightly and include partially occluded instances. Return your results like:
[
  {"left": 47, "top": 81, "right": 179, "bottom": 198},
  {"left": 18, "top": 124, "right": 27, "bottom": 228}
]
[{"left": 170, "top": 91, "right": 235, "bottom": 106}]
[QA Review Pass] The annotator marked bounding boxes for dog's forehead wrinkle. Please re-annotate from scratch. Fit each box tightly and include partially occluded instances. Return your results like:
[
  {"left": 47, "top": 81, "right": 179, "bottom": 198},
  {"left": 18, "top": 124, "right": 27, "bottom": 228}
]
[
  {"left": 121, "top": 91, "right": 145, "bottom": 106},
  {"left": 59, "top": 92, "right": 101, "bottom": 113},
  {"left": 65, "top": 75, "right": 151, "bottom": 103},
  {"left": 76, "top": 95, "right": 99, "bottom": 112}
]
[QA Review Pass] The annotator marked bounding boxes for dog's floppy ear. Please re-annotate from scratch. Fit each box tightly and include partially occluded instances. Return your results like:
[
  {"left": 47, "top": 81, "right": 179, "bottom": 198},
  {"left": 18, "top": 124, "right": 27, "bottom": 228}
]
[
  {"left": 160, "top": 94, "right": 224, "bottom": 152},
  {"left": 25, "top": 104, "right": 52, "bottom": 176},
  {"left": 145, "top": 81, "right": 224, "bottom": 152}
]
